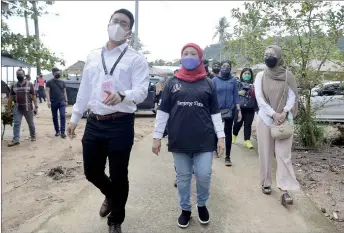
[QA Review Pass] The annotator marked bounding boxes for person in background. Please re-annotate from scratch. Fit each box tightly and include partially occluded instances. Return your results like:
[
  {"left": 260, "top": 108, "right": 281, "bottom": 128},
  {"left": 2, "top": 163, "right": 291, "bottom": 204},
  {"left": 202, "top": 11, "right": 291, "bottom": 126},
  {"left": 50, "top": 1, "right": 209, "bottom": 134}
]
[
  {"left": 46, "top": 67, "right": 68, "bottom": 138},
  {"left": 212, "top": 60, "right": 242, "bottom": 167},
  {"left": 34, "top": 76, "right": 39, "bottom": 98},
  {"left": 67, "top": 8, "right": 149, "bottom": 233},
  {"left": 154, "top": 76, "right": 167, "bottom": 112},
  {"left": 203, "top": 59, "right": 211, "bottom": 78},
  {"left": 7, "top": 68, "right": 38, "bottom": 147},
  {"left": 232, "top": 68, "right": 258, "bottom": 149},
  {"left": 37, "top": 74, "right": 46, "bottom": 103},
  {"left": 25, "top": 74, "right": 31, "bottom": 82},
  {"left": 209, "top": 61, "right": 220, "bottom": 79},
  {"left": 254, "top": 45, "right": 299, "bottom": 205},
  {"left": 152, "top": 43, "right": 225, "bottom": 228}
]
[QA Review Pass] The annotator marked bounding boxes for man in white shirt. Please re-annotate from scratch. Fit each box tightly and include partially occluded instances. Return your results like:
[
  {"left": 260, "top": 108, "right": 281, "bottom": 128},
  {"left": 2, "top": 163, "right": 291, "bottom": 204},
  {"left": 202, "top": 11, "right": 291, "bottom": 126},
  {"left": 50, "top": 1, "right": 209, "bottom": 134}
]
[{"left": 66, "top": 8, "right": 149, "bottom": 233}]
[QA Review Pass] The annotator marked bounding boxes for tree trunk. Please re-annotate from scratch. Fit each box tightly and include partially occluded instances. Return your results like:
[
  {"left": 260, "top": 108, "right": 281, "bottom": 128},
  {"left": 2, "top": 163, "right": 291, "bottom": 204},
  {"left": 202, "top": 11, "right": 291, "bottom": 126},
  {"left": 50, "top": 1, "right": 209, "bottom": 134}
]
[
  {"left": 31, "top": 1, "right": 41, "bottom": 75},
  {"left": 220, "top": 42, "right": 222, "bottom": 61},
  {"left": 24, "top": 2, "right": 31, "bottom": 75},
  {"left": 305, "top": 92, "right": 317, "bottom": 147}
]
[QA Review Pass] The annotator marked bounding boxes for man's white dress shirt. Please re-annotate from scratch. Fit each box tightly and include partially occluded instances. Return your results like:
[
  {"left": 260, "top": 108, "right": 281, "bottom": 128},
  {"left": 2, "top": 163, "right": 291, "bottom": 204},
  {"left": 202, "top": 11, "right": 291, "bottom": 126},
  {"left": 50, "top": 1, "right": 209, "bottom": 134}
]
[
  {"left": 254, "top": 71, "right": 296, "bottom": 126},
  {"left": 71, "top": 42, "right": 149, "bottom": 124}
]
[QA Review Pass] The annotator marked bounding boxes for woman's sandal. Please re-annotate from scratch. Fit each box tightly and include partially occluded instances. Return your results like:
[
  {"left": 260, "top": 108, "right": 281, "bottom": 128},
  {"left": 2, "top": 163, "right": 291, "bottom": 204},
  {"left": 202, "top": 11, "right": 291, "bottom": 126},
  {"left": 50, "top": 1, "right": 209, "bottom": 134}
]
[
  {"left": 281, "top": 192, "right": 293, "bottom": 205},
  {"left": 262, "top": 186, "right": 272, "bottom": 195}
]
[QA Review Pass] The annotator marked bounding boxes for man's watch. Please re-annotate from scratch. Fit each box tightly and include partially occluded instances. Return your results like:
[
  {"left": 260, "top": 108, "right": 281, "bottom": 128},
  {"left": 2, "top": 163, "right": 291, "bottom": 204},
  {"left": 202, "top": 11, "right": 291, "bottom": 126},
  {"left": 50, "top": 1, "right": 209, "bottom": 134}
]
[{"left": 118, "top": 91, "right": 126, "bottom": 102}]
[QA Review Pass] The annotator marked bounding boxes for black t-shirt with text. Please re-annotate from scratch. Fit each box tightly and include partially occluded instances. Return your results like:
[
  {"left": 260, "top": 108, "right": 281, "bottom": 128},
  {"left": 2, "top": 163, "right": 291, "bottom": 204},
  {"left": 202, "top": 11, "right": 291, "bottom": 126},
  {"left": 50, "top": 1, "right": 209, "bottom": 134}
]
[
  {"left": 46, "top": 79, "right": 66, "bottom": 102},
  {"left": 159, "top": 77, "right": 220, "bottom": 153}
]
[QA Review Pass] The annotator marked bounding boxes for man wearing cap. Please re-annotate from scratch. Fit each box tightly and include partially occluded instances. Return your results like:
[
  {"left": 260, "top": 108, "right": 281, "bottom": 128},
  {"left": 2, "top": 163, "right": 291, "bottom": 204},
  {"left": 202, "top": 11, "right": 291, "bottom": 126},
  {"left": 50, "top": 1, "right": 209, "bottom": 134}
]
[{"left": 67, "top": 8, "right": 149, "bottom": 233}]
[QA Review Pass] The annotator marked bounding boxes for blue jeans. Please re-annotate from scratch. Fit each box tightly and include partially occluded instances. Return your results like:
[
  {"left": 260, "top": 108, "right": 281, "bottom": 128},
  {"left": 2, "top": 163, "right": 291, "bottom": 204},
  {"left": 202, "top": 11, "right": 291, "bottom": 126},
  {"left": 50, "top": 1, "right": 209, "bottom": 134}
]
[
  {"left": 173, "top": 151, "right": 213, "bottom": 211},
  {"left": 51, "top": 100, "right": 66, "bottom": 134},
  {"left": 13, "top": 106, "right": 35, "bottom": 142}
]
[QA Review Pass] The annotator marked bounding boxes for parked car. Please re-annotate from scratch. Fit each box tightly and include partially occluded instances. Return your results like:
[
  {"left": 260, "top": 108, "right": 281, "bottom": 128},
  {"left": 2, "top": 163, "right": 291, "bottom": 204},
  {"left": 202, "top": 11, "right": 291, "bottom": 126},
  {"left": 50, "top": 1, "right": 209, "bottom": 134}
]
[
  {"left": 310, "top": 81, "right": 344, "bottom": 122},
  {"left": 136, "top": 78, "right": 157, "bottom": 113}
]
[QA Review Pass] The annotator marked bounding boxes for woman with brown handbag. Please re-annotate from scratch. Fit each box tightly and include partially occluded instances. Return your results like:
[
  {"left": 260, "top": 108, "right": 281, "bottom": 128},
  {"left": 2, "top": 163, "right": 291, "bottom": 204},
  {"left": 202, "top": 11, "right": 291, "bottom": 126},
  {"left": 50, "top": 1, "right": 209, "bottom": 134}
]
[{"left": 254, "top": 45, "right": 300, "bottom": 206}]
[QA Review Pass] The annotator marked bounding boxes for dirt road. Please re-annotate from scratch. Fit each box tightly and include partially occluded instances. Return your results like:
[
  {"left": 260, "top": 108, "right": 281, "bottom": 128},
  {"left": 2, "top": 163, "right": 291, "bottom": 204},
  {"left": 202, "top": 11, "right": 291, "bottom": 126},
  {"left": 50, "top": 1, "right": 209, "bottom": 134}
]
[
  {"left": 31, "top": 134, "right": 340, "bottom": 233},
  {"left": 1, "top": 103, "right": 155, "bottom": 232}
]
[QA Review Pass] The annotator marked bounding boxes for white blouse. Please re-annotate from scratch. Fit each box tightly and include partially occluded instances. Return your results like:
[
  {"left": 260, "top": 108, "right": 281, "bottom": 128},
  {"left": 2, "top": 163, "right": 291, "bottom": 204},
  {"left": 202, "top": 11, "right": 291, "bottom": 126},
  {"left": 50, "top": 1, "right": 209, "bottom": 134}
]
[{"left": 254, "top": 71, "right": 296, "bottom": 126}]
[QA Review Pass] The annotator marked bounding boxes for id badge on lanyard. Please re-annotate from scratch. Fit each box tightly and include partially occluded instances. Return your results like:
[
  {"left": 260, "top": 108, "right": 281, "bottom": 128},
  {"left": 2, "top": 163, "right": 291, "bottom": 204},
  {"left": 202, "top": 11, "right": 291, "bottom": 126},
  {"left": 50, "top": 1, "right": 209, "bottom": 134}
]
[{"left": 100, "top": 46, "right": 128, "bottom": 101}]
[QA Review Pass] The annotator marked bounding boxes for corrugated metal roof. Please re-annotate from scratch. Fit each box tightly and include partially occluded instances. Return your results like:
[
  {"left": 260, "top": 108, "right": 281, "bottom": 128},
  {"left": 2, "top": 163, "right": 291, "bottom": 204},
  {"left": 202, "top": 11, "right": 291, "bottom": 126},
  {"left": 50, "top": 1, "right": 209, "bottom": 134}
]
[{"left": 1, "top": 54, "right": 33, "bottom": 67}]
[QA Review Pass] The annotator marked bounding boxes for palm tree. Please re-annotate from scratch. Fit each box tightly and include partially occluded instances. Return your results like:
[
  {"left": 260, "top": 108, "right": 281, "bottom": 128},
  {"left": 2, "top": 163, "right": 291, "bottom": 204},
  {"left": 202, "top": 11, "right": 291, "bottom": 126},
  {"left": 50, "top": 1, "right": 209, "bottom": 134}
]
[{"left": 213, "top": 17, "right": 231, "bottom": 61}]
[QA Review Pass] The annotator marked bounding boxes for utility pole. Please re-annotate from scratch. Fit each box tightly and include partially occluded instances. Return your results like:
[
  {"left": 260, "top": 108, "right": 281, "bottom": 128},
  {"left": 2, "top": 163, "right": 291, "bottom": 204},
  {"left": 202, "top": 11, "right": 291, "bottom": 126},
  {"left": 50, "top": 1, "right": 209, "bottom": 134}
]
[
  {"left": 31, "top": 1, "right": 41, "bottom": 75},
  {"left": 134, "top": 0, "right": 139, "bottom": 51}
]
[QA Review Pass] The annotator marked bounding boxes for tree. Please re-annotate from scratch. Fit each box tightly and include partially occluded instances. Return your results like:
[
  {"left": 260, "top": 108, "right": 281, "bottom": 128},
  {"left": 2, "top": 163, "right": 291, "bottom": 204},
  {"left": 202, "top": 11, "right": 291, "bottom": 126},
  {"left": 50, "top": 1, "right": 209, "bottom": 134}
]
[
  {"left": 128, "top": 32, "right": 144, "bottom": 51},
  {"left": 1, "top": 1, "right": 65, "bottom": 73},
  {"left": 1, "top": 21, "right": 65, "bottom": 71},
  {"left": 230, "top": 0, "right": 344, "bottom": 147},
  {"left": 1, "top": 0, "right": 56, "bottom": 18},
  {"left": 213, "top": 17, "right": 231, "bottom": 61}
]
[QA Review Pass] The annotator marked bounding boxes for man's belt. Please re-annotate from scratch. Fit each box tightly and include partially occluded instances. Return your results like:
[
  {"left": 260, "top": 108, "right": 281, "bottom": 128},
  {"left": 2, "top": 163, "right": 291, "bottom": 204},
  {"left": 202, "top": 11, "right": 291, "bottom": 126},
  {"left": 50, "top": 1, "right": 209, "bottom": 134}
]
[{"left": 89, "top": 112, "right": 129, "bottom": 121}]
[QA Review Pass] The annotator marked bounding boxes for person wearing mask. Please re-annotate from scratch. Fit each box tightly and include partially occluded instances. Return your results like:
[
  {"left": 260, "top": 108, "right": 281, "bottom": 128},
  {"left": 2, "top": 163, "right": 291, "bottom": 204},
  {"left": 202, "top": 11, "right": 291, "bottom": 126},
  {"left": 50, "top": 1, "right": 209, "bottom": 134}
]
[
  {"left": 34, "top": 77, "right": 39, "bottom": 98},
  {"left": 212, "top": 60, "right": 241, "bottom": 166},
  {"left": 46, "top": 68, "right": 68, "bottom": 138},
  {"left": 37, "top": 74, "right": 46, "bottom": 103},
  {"left": 25, "top": 74, "right": 32, "bottom": 82},
  {"left": 203, "top": 59, "right": 211, "bottom": 78},
  {"left": 152, "top": 43, "right": 225, "bottom": 228},
  {"left": 209, "top": 61, "right": 220, "bottom": 79},
  {"left": 7, "top": 69, "right": 38, "bottom": 147},
  {"left": 254, "top": 45, "right": 299, "bottom": 205},
  {"left": 232, "top": 68, "right": 258, "bottom": 149},
  {"left": 67, "top": 9, "right": 149, "bottom": 233}
]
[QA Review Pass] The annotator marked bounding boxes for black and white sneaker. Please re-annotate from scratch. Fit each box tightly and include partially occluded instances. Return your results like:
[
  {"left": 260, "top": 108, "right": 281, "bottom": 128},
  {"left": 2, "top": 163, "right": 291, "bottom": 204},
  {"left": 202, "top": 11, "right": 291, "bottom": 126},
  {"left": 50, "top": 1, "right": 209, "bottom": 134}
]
[
  {"left": 197, "top": 205, "right": 210, "bottom": 224},
  {"left": 178, "top": 210, "right": 191, "bottom": 228}
]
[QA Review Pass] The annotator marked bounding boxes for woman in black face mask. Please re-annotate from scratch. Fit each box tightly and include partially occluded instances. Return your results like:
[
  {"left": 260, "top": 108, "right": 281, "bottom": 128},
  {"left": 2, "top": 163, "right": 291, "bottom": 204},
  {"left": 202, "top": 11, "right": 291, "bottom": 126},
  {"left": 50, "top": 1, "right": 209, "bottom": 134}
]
[
  {"left": 254, "top": 45, "right": 300, "bottom": 205},
  {"left": 212, "top": 60, "right": 242, "bottom": 166}
]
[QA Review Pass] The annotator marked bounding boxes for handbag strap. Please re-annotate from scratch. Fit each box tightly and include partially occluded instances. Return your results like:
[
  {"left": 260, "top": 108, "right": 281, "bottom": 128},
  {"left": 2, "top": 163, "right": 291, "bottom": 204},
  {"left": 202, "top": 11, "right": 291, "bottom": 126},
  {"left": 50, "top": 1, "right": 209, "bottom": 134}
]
[{"left": 276, "top": 69, "right": 288, "bottom": 112}]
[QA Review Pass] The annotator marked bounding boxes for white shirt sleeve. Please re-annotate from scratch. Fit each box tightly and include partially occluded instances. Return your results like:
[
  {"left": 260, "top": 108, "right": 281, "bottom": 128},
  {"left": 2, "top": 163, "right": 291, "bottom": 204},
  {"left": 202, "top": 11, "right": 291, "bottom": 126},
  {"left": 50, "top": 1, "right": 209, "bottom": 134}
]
[
  {"left": 211, "top": 113, "right": 225, "bottom": 138},
  {"left": 254, "top": 72, "right": 276, "bottom": 117},
  {"left": 283, "top": 88, "right": 296, "bottom": 112},
  {"left": 123, "top": 55, "right": 150, "bottom": 105},
  {"left": 153, "top": 110, "right": 169, "bottom": 139},
  {"left": 70, "top": 61, "right": 91, "bottom": 124}
]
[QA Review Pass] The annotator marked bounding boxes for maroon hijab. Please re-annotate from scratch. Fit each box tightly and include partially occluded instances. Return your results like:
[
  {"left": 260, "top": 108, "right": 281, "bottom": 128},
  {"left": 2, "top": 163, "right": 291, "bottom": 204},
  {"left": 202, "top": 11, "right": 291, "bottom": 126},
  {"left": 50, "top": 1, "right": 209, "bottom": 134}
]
[{"left": 175, "top": 43, "right": 207, "bottom": 82}]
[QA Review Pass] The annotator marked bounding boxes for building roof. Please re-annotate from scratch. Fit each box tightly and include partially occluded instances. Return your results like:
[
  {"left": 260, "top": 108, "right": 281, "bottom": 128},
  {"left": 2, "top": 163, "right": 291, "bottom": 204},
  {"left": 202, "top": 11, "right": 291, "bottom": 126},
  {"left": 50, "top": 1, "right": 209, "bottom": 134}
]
[
  {"left": 1, "top": 53, "right": 33, "bottom": 68},
  {"left": 65, "top": 60, "right": 85, "bottom": 75}
]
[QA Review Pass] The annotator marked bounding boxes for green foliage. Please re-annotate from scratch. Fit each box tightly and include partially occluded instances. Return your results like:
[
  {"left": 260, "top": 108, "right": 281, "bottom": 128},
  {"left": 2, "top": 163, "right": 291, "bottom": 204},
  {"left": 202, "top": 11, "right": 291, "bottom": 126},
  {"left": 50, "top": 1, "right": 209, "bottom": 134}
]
[
  {"left": 148, "top": 59, "right": 180, "bottom": 66},
  {"left": 1, "top": 1, "right": 65, "bottom": 71},
  {"left": 228, "top": 0, "right": 344, "bottom": 147},
  {"left": 1, "top": 0, "right": 56, "bottom": 19},
  {"left": 128, "top": 32, "right": 144, "bottom": 51},
  {"left": 1, "top": 21, "right": 65, "bottom": 70},
  {"left": 213, "top": 17, "right": 231, "bottom": 61},
  {"left": 295, "top": 105, "right": 324, "bottom": 147}
]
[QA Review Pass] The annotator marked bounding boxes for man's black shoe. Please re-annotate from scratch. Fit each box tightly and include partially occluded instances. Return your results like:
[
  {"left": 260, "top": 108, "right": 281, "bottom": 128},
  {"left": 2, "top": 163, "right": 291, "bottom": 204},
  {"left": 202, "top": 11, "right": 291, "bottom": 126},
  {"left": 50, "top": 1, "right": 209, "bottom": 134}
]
[
  {"left": 178, "top": 210, "right": 191, "bottom": 228},
  {"left": 197, "top": 205, "right": 210, "bottom": 224}
]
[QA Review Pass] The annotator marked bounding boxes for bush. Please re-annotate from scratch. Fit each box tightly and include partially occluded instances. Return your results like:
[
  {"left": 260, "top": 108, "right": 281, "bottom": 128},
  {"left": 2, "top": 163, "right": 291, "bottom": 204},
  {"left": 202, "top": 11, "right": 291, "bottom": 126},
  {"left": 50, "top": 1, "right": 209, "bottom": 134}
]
[{"left": 295, "top": 105, "right": 324, "bottom": 148}]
